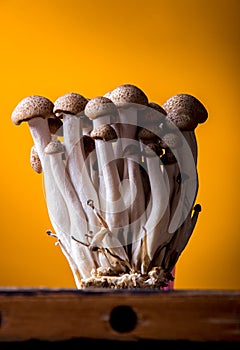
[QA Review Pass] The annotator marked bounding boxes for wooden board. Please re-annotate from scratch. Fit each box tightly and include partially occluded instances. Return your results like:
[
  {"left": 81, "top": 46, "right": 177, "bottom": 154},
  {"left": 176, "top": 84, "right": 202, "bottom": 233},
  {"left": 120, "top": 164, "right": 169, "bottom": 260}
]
[{"left": 0, "top": 288, "right": 239, "bottom": 343}]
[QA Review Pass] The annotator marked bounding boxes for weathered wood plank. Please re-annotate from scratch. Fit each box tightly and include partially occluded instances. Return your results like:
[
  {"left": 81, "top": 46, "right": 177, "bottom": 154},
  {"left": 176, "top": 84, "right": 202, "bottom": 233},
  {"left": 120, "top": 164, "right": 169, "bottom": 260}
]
[{"left": 0, "top": 288, "right": 239, "bottom": 342}]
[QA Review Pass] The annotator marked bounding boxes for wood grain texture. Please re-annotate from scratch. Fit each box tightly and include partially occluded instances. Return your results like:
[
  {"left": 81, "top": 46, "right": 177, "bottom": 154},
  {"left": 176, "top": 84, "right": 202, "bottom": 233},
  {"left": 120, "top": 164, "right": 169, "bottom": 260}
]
[{"left": 0, "top": 288, "right": 239, "bottom": 342}]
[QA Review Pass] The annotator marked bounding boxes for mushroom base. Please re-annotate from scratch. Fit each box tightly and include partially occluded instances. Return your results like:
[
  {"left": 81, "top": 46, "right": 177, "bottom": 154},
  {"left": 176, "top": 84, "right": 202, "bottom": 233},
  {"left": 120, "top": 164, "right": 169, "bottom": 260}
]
[{"left": 79, "top": 267, "right": 174, "bottom": 289}]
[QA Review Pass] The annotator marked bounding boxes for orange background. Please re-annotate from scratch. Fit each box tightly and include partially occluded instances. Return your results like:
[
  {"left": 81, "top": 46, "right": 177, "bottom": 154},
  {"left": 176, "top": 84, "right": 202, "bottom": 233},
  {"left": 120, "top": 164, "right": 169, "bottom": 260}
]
[{"left": 0, "top": 0, "right": 239, "bottom": 290}]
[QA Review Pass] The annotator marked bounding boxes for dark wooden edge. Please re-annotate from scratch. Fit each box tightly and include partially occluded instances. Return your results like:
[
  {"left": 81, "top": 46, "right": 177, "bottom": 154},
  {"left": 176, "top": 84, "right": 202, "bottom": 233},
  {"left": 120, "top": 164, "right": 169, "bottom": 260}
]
[{"left": 0, "top": 288, "right": 239, "bottom": 343}]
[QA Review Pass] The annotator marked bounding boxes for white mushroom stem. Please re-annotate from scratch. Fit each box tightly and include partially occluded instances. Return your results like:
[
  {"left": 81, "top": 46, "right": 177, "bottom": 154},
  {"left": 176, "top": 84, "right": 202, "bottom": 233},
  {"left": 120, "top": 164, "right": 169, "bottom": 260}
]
[
  {"left": 161, "top": 157, "right": 181, "bottom": 234},
  {"left": 45, "top": 232, "right": 83, "bottom": 289},
  {"left": 140, "top": 149, "right": 170, "bottom": 274},
  {"left": 44, "top": 156, "right": 83, "bottom": 286},
  {"left": 94, "top": 137, "right": 129, "bottom": 247},
  {"left": 125, "top": 148, "right": 148, "bottom": 269},
  {"left": 118, "top": 106, "right": 138, "bottom": 147},
  {"left": 57, "top": 240, "right": 83, "bottom": 289},
  {"left": 44, "top": 155, "right": 71, "bottom": 253},
  {"left": 83, "top": 136, "right": 99, "bottom": 194},
  {"left": 91, "top": 117, "right": 129, "bottom": 245},
  {"left": 28, "top": 117, "right": 52, "bottom": 171},
  {"left": 45, "top": 141, "right": 97, "bottom": 279},
  {"left": 168, "top": 133, "right": 198, "bottom": 234},
  {"left": 62, "top": 114, "right": 101, "bottom": 235},
  {"left": 118, "top": 106, "right": 138, "bottom": 178},
  {"left": 87, "top": 227, "right": 130, "bottom": 269},
  {"left": 118, "top": 107, "right": 147, "bottom": 249},
  {"left": 86, "top": 199, "right": 127, "bottom": 269},
  {"left": 115, "top": 106, "right": 138, "bottom": 179}
]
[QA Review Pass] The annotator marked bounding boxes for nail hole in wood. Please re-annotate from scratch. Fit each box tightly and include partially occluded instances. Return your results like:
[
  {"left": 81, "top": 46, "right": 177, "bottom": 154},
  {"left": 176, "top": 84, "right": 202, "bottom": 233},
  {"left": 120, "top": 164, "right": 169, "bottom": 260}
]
[{"left": 109, "top": 305, "right": 137, "bottom": 333}]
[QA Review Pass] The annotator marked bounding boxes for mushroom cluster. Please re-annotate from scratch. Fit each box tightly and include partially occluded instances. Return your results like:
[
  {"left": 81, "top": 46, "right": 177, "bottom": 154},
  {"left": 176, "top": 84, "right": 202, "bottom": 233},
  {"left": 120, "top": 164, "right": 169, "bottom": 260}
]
[{"left": 11, "top": 84, "right": 208, "bottom": 289}]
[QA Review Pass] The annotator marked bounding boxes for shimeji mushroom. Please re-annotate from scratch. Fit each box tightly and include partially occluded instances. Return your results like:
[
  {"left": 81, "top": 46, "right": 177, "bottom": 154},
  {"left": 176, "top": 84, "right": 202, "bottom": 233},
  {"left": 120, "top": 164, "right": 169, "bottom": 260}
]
[
  {"left": 159, "top": 132, "right": 183, "bottom": 224},
  {"left": 44, "top": 139, "right": 98, "bottom": 279},
  {"left": 44, "top": 152, "right": 82, "bottom": 286},
  {"left": 29, "top": 117, "right": 63, "bottom": 174},
  {"left": 103, "top": 89, "right": 124, "bottom": 178},
  {"left": 160, "top": 94, "right": 208, "bottom": 272},
  {"left": 10, "top": 95, "right": 84, "bottom": 284},
  {"left": 109, "top": 84, "right": 148, "bottom": 148},
  {"left": 137, "top": 101, "right": 168, "bottom": 214},
  {"left": 148, "top": 132, "right": 183, "bottom": 272},
  {"left": 109, "top": 84, "right": 149, "bottom": 249},
  {"left": 109, "top": 83, "right": 148, "bottom": 173},
  {"left": 82, "top": 135, "right": 99, "bottom": 191},
  {"left": 85, "top": 96, "right": 129, "bottom": 247},
  {"left": 122, "top": 143, "right": 147, "bottom": 264},
  {"left": 137, "top": 135, "right": 171, "bottom": 274},
  {"left": 53, "top": 92, "right": 101, "bottom": 235},
  {"left": 162, "top": 93, "right": 208, "bottom": 164},
  {"left": 162, "top": 94, "right": 208, "bottom": 234},
  {"left": 131, "top": 103, "right": 168, "bottom": 271},
  {"left": 11, "top": 95, "right": 54, "bottom": 171}
]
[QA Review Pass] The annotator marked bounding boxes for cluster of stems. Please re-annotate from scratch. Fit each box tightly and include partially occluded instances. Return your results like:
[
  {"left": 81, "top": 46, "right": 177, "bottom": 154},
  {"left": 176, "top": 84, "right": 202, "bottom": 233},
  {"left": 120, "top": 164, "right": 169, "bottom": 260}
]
[{"left": 11, "top": 87, "right": 207, "bottom": 289}]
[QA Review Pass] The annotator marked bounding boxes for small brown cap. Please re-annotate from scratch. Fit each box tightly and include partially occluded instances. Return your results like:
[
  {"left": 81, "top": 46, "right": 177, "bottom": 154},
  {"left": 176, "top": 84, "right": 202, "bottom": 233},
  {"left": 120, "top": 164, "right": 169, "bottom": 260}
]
[
  {"left": 84, "top": 96, "right": 117, "bottom": 120},
  {"left": 162, "top": 93, "right": 208, "bottom": 128},
  {"left": 44, "top": 140, "right": 64, "bottom": 154},
  {"left": 137, "top": 125, "right": 161, "bottom": 140},
  {"left": 159, "top": 132, "right": 182, "bottom": 149},
  {"left": 83, "top": 135, "right": 95, "bottom": 154},
  {"left": 53, "top": 92, "right": 88, "bottom": 117},
  {"left": 11, "top": 95, "right": 54, "bottom": 125},
  {"left": 90, "top": 124, "right": 117, "bottom": 141},
  {"left": 48, "top": 117, "right": 63, "bottom": 136},
  {"left": 110, "top": 84, "right": 148, "bottom": 108},
  {"left": 30, "top": 145, "right": 42, "bottom": 174}
]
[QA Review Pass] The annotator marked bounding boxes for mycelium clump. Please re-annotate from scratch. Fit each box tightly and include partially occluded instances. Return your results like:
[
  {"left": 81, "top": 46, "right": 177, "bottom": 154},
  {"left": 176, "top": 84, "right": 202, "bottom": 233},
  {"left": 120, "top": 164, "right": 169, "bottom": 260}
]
[{"left": 11, "top": 85, "right": 207, "bottom": 289}]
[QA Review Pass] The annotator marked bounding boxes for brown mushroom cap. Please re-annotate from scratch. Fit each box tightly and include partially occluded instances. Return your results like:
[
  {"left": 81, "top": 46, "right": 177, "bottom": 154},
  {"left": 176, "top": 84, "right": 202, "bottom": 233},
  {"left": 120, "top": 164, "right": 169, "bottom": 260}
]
[
  {"left": 83, "top": 134, "right": 95, "bottom": 154},
  {"left": 137, "top": 125, "right": 161, "bottom": 140},
  {"left": 30, "top": 145, "right": 42, "bottom": 174},
  {"left": 44, "top": 140, "right": 65, "bottom": 154},
  {"left": 162, "top": 93, "right": 208, "bottom": 126},
  {"left": 48, "top": 117, "right": 63, "bottom": 136},
  {"left": 109, "top": 84, "right": 148, "bottom": 108},
  {"left": 165, "top": 109, "right": 199, "bottom": 131},
  {"left": 11, "top": 95, "right": 54, "bottom": 125},
  {"left": 53, "top": 92, "right": 88, "bottom": 117},
  {"left": 84, "top": 96, "right": 117, "bottom": 120},
  {"left": 90, "top": 124, "right": 117, "bottom": 142},
  {"left": 159, "top": 132, "right": 182, "bottom": 149}
]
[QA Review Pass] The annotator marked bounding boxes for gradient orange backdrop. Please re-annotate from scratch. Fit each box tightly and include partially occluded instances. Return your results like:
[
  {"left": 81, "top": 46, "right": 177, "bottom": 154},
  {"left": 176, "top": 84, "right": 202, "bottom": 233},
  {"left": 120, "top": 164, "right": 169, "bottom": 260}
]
[{"left": 0, "top": 0, "right": 239, "bottom": 290}]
